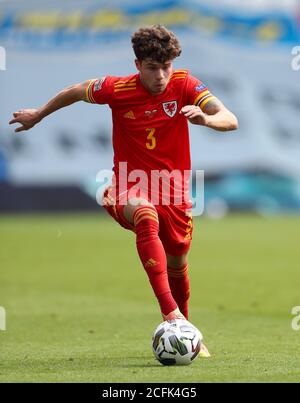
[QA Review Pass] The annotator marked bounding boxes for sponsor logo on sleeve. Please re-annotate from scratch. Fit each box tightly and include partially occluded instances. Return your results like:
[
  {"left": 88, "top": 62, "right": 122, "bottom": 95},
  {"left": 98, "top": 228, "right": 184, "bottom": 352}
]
[
  {"left": 195, "top": 83, "right": 207, "bottom": 92},
  {"left": 94, "top": 77, "right": 106, "bottom": 91}
]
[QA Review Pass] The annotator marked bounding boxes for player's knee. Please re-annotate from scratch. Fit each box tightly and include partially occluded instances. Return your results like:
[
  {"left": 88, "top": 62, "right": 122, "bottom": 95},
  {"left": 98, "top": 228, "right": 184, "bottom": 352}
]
[
  {"left": 167, "top": 253, "right": 188, "bottom": 269},
  {"left": 123, "top": 198, "right": 151, "bottom": 224},
  {"left": 133, "top": 205, "right": 159, "bottom": 240},
  {"left": 133, "top": 204, "right": 158, "bottom": 226}
]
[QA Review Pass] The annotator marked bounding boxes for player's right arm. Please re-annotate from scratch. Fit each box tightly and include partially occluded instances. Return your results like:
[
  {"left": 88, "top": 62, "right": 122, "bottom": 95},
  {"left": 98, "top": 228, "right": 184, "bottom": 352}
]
[{"left": 9, "top": 80, "right": 93, "bottom": 133}]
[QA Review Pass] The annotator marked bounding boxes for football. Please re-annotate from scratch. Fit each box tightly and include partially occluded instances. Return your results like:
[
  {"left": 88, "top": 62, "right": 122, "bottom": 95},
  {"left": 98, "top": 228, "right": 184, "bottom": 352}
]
[{"left": 152, "top": 319, "right": 203, "bottom": 365}]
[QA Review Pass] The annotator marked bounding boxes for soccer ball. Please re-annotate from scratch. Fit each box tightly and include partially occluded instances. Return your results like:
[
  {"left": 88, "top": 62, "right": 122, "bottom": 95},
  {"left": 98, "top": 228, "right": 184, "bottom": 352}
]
[{"left": 152, "top": 319, "right": 203, "bottom": 365}]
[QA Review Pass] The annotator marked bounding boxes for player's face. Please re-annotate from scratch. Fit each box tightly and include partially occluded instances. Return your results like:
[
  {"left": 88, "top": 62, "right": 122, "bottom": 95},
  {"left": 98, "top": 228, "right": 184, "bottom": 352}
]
[{"left": 135, "top": 59, "right": 173, "bottom": 95}]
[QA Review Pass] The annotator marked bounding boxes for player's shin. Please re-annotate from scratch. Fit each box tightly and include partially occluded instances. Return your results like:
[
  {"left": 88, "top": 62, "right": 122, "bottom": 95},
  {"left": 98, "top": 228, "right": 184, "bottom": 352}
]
[
  {"left": 167, "top": 264, "right": 190, "bottom": 320},
  {"left": 133, "top": 206, "right": 178, "bottom": 316}
]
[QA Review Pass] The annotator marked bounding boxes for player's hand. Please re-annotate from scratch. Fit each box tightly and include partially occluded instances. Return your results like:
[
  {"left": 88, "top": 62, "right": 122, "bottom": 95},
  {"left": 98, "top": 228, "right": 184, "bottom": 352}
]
[
  {"left": 180, "top": 105, "right": 208, "bottom": 126},
  {"left": 9, "top": 109, "right": 41, "bottom": 133}
]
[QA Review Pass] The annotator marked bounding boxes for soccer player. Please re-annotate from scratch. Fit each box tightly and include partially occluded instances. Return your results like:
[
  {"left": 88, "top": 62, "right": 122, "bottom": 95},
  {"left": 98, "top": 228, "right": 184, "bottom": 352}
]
[{"left": 9, "top": 25, "right": 238, "bottom": 357}]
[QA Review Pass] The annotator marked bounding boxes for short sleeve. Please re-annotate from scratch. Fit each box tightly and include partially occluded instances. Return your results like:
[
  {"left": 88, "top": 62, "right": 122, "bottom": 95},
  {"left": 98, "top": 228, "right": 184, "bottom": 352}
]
[
  {"left": 185, "top": 74, "right": 216, "bottom": 110},
  {"left": 85, "top": 76, "right": 114, "bottom": 105}
]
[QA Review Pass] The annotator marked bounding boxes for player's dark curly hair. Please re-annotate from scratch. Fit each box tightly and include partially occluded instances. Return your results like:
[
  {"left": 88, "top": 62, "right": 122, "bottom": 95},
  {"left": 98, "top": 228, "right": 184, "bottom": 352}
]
[{"left": 131, "top": 25, "right": 182, "bottom": 63}]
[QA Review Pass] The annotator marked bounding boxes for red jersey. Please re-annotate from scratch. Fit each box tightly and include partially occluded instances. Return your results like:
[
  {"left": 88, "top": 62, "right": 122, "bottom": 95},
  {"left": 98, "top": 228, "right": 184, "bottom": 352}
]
[{"left": 86, "top": 70, "right": 215, "bottom": 205}]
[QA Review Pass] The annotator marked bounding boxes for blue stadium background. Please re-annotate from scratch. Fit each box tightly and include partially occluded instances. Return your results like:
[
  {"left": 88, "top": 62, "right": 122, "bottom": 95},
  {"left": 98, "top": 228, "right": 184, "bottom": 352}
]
[{"left": 1, "top": 0, "right": 300, "bottom": 215}]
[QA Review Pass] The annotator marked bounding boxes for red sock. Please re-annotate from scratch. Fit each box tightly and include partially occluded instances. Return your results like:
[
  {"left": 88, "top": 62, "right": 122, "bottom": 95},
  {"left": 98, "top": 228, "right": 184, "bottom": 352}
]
[
  {"left": 167, "top": 264, "right": 190, "bottom": 320},
  {"left": 133, "top": 206, "right": 177, "bottom": 316}
]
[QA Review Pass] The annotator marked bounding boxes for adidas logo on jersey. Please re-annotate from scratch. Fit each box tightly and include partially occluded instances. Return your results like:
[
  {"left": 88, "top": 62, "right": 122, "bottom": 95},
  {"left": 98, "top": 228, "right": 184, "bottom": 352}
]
[{"left": 124, "top": 111, "right": 135, "bottom": 120}]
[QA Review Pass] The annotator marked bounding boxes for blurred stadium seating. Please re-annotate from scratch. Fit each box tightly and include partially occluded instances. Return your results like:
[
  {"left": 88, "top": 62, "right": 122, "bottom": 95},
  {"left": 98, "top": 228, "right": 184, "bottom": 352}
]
[{"left": 1, "top": 0, "right": 300, "bottom": 213}]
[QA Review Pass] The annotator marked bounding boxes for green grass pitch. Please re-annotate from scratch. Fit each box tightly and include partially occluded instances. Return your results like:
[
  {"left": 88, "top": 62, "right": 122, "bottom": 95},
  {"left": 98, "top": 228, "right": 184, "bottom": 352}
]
[{"left": 0, "top": 213, "right": 300, "bottom": 383}]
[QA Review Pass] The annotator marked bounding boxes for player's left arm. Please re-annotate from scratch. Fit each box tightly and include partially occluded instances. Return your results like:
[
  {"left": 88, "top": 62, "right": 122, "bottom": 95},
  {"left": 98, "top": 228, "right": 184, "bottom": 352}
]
[{"left": 180, "top": 97, "right": 238, "bottom": 132}]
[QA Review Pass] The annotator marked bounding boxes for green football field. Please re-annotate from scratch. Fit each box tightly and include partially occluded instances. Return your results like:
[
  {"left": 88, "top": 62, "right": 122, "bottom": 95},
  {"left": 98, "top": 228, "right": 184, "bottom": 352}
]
[{"left": 0, "top": 213, "right": 299, "bottom": 383}]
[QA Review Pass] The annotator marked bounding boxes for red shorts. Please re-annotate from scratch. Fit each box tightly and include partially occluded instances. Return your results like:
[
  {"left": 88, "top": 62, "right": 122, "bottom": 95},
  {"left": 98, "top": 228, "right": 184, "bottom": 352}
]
[{"left": 102, "top": 186, "right": 193, "bottom": 256}]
